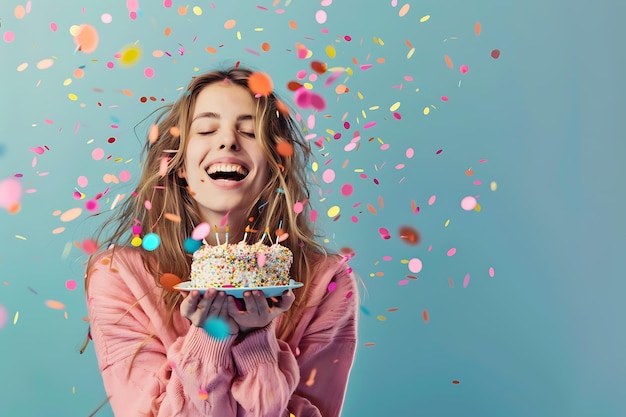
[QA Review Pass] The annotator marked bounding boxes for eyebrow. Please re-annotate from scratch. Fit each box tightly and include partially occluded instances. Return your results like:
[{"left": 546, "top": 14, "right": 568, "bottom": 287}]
[{"left": 191, "top": 112, "right": 254, "bottom": 123}]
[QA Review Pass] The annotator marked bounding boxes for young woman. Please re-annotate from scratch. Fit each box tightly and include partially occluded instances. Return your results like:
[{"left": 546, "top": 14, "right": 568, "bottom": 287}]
[{"left": 85, "top": 65, "right": 358, "bottom": 416}]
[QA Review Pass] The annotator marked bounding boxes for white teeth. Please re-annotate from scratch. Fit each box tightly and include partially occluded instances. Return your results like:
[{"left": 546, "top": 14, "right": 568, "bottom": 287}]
[{"left": 206, "top": 163, "right": 248, "bottom": 175}]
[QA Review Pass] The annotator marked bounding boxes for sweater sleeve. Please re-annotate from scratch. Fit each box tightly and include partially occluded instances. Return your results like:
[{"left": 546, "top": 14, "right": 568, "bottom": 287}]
[
  {"left": 230, "top": 259, "right": 358, "bottom": 417},
  {"left": 86, "top": 254, "right": 239, "bottom": 417}
]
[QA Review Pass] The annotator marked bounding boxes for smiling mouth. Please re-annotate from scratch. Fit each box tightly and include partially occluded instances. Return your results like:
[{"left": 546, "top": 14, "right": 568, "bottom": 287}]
[{"left": 206, "top": 163, "right": 249, "bottom": 181}]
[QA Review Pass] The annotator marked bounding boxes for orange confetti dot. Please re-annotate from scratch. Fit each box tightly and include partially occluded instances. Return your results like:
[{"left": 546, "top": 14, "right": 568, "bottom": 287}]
[
  {"left": 474, "top": 22, "right": 481, "bottom": 36},
  {"left": 261, "top": 42, "right": 271, "bottom": 52},
  {"left": 287, "top": 81, "right": 303, "bottom": 91},
  {"left": 276, "top": 141, "right": 294, "bottom": 157},
  {"left": 364, "top": 342, "right": 375, "bottom": 347},
  {"left": 74, "top": 24, "right": 99, "bottom": 54},
  {"left": 164, "top": 27, "right": 172, "bottom": 36},
  {"left": 160, "top": 273, "right": 182, "bottom": 291},
  {"left": 305, "top": 368, "right": 317, "bottom": 387},
  {"left": 224, "top": 19, "right": 237, "bottom": 29},
  {"left": 423, "top": 309, "right": 429, "bottom": 323},
  {"left": 335, "top": 84, "right": 348, "bottom": 94},
  {"left": 148, "top": 124, "right": 159, "bottom": 143},
  {"left": 205, "top": 46, "right": 217, "bottom": 54},
  {"left": 311, "top": 61, "right": 327, "bottom": 74},
  {"left": 275, "top": 99, "right": 290, "bottom": 116},
  {"left": 444, "top": 54, "right": 453, "bottom": 69},
  {"left": 288, "top": 20, "right": 298, "bottom": 29},
  {"left": 378, "top": 195, "right": 384, "bottom": 209},
  {"left": 8, "top": 203, "right": 21, "bottom": 214},
  {"left": 73, "top": 68, "right": 85, "bottom": 79},
  {"left": 177, "top": 6, "right": 187, "bottom": 16},
  {"left": 452, "top": 380, "right": 460, "bottom": 385},
  {"left": 122, "top": 89, "right": 133, "bottom": 96},
  {"left": 169, "top": 126, "right": 180, "bottom": 137},
  {"left": 465, "top": 168, "right": 474, "bottom": 176},
  {"left": 248, "top": 72, "right": 273, "bottom": 97},
  {"left": 45, "top": 300, "right": 66, "bottom": 310},
  {"left": 366, "top": 203, "right": 377, "bottom": 215},
  {"left": 398, "top": 225, "right": 420, "bottom": 245}
]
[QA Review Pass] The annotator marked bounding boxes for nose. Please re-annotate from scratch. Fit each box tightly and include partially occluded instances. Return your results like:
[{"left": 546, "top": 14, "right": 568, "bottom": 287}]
[{"left": 218, "top": 128, "right": 239, "bottom": 151}]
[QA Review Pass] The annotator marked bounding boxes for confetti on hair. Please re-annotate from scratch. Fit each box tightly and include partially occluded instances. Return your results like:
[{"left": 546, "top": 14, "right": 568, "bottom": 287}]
[
  {"left": 248, "top": 72, "right": 273, "bottom": 97},
  {"left": 276, "top": 141, "right": 294, "bottom": 157},
  {"left": 160, "top": 273, "right": 182, "bottom": 291}
]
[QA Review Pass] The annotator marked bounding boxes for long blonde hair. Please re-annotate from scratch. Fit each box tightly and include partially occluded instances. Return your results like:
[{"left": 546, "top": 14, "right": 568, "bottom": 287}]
[{"left": 86, "top": 65, "right": 324, "bottom": 344}]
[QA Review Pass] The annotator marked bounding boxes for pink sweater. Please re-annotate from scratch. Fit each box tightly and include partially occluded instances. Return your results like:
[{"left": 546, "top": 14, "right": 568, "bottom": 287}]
[{"left": 86, "top": 246, "right": 358, "bottom": 417}]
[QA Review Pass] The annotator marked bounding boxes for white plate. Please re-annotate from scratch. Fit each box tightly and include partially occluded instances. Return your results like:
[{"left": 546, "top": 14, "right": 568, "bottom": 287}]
[{"left": 174, "top": 279, "right": 303, "bottom": 298}]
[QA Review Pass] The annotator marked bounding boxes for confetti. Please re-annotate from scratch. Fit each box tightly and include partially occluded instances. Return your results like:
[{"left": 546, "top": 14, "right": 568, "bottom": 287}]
[
  {"left": 160, "top": 273, "right": 182, "bottom": 291},
  {"left": 408, "top": 258, "right": 422, "bottom": 273},
  {"left": 491, "top": 49, "right": 501, "bottom": 59},
  {"left": 398, "top": 226, "right": 420, "bottom": 245},
  {"left": 0, "top": 178, "right": 23, "bottom": 214},
  {"left": 0, "top": 305, "right": 7, "bottom": 330},
  {"left": 192, "top": 222, "right": 210, "bottom": 240},
  {"left": 203, "top": 317, "right": 230, "bottom": 340},
  {"left": 73, "top": 24, "right": 99, "bottom": 53},
  {"left": 460, "top": 196, "right": 477, "bottom": 211},
  {"left": 248, "top": 72, "right": 273, "bottom": 96},
  {"left": 45, "top": 300, "right": 66, "bottom": 310},
  {"left": 142, "top": 233, "right": 161, "bottom": 251}
]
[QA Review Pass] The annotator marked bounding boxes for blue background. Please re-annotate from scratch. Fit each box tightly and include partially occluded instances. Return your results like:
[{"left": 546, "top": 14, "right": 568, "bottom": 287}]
[{"left": 1, "top": 1, "right": 625, "bottom": 416}]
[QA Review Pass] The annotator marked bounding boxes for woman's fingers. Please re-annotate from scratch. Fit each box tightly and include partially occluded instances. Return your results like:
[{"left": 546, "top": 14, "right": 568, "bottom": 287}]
[{"left": 275, "top": 289, "right": 295, "bottom": 310}]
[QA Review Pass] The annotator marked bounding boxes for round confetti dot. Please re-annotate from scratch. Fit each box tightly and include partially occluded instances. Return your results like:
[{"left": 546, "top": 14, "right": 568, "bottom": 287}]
[
  {"left": 460, "top": 64, "right": 469, "bottom": 74},
  {"left": 378, "top": 227, "right": 391, "bottom": 240},
  {"left": 119, "top": 44, "right": 142, "bottom": 66},
  {"left": 50, "top": 22, "right": 58, "bottom": 32},
  {"left": 340, "top": 184, "right": 353, "bottom": 197},
  {"left": 193, "top": 6, "right": 203, "bottom": 15},
  {"left": 461, "top": 196, "right": 477, "bottom": 211},
  {"left": 204, "top": 317, "right": 230, "bottom": 340},
  {"left": 66, "top": 280, "right": 77, "bottom": 291},
  {"left": 489, "top": 267, "right": 495, "bottom": 277},
  {"left": 322, "top": 169, "right": 335, "bottom": 183},
  {"left": 191, "top": 222, "right": 210, "bottom": 240},
  {"left": 14, "top": 5, "right": 26, "bottom": 19},
  {"left": 327, "top": 205, "right": 340, "bottom": 217},
  {"left": 144, "top": 67, "right": 155, "bottom": 78},
  {"left": 491, "top": 49, "right": 501, "bottom": 59},
  {"left": 293, "top": 201, "right": 304, "bottom": 214},
  {"left": 142, "top": 233, "right": 161, "bottom": 251},
  {"left": 224, "top": 19, "right": 237, "bottom": 29},
  {"left": 184, "top": 237, "right": 202, "bottom": 254},
  {"left": 0, "top": 178, "right": 23, "bottom": 210},
  {"left": 198, "top": 389, "right": 209, "bottom": 400},
  {"left": 408, "top": 258, "right": 423, "bottom": 273},
  {"left": 160, "top": 273, "right": 182, "bottom": 291},
  {"left": 164, "top": 0, "right": 173, "bottom": 7},
  {"left": 276, "top": 141, "right": 294, "bottom": 157},
  {"left": 73, "top": 24, "right": 99, "bottom": 54},
  {"left": 248, "top": 72, "right": 273, "bottom": 96},
  {"left": 82, "top": 238, "right": 99, "bottom": 254},
  {"left": 92, "top": 148, "right": 105, "bottom": 161},
  {"left": 119, "top": 170, "right": 131, "bottom": 182},
  {"left": 132, "top": 225, "right": 142, "bottom": 235},
  {"left": 85, "top": 200, "right": 99, "bottom": 212},
  {"left": 131, "top": 236, "right": 142, "bottom": 247},
  {"left": 315, "top": 10, "right": 327, "bottom": 24},
  {"left": 3, "top": 32, "right": 15, "bottom": 43}
]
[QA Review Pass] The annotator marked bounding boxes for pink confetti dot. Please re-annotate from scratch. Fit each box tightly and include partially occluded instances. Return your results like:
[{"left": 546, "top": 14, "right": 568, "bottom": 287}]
[
  {"left": 127, "top": 0, "right": 139, "bottom": 12},
  {"left": 50, "top": 22, "right": 58, "bottom": 31},
  {"left": 3, "top": 32, "right": 15, "bottom": 43},
  {"left": 382, "top": 255, "right": 392, "bottom": 261},
  {"left": 321, "top": 0, "right": 333, "bottom": 6},
  {"left": 85, "top": 200, "right": 99, "bottom": 212},
  {"left": 101, "top": 13, "right": 113, "bottom": 24},
  {"left": 447, "top": 248, "right": 457, "bottom": 256},
  {"left": 92, "top": 148, "right": 105, "bottom": 160},
  {"left": 378, "top": 228, "right": 391, "bottom": 240},
  {"left": 408, "top": 258, "right": 422, "bottom": 273},
  {"left": 460, "top": 196, "right": 477, "bottom": 211},
  {"left": 489, "top": 267, "right": 495, "bottom": 277},
  {"left": 398, "top": 279, "right": 409, "bottom": 286},
  {"left": 293, "top": 201, "right": 304, "bottom": 214},
  {"left": 460, "top": 64, "right": 469, "bottom": 74},
  {"left": 406, "top": 148, "right": 414, "bottom": 158},
  {"left": 350, "top": 215, "right": 358, "bottom": 223},
  {"left": 132, "top": 225, "right": 142, "bottom": 235},
  {"left": 119, "top": 170, "right": 131, "bottom": 182},
  {"left": 191, "top": 222, "right": 210, "bottom": 240},
  {"left": 309, "top": 209, "right": 318, "bottom": 222},
  {"left": 315, "top": 10, "right": 327, "bottom": 24},
  {"left": 296, "top": 70, "right": 307, "bottom": 79},
  {"left": 322, "top": 169, "right": 335, "bottom": 183},
  {"left": 77, "top": 176, "right": 88, "bottom": 187},
  {"left": 163, "top": 0, "right": 173, "bottom": 7},
  {"left": 106, "top": 61, "right": 114, "bottom": 69},
  {"left": 380, "top": 143, "right": 390, "bottom": 151},
  {"left": 441, "top": 96, "right": 449, "bottom": 101},
  {"left": 65, "top": 279, "right": 77, "bottom": 291},
  {"left": 144, "top": 67, "right": 155, "bottom": 78},
  {"left": 327, "top": 282, "right": 337, "bottom": 292}
]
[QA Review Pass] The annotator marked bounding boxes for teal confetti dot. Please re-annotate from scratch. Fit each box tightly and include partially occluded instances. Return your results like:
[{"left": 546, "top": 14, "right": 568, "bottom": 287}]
[
  {"left": 184, "top": 237, "right": 202, "bottom": 253},
  {"left": 203, "top": 317, "right": 230, "bottom": 340},
  {"left": 142, "top": 233, "right": 161, "bottom": 251}
]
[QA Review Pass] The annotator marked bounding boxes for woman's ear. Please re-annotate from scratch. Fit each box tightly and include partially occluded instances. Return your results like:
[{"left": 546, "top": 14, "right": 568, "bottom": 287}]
[{"left": 177, "top": 166, "right": 186, "bottom": 179}]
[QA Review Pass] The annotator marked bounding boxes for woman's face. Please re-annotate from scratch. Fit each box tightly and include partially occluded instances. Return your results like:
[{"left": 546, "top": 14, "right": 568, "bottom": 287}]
[{"left": 179, "top": 82, "right": 269, "bottom": 232}]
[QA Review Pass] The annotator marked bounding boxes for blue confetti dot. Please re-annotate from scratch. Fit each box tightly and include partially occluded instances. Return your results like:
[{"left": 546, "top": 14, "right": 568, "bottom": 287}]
[
  {"left": 142, "top": 233, "right": 161, "bottom": 251},
  {"left": 203, "top": 317, "right": 230, "bottom": 340},
  {"left": 184, "top": 237, "right": 202, "bottom": 253}
]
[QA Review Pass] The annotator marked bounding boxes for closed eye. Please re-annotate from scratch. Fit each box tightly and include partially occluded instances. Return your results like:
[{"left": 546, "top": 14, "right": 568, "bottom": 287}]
[
  {"left": 198, "top": 131, "right": 216, "bottom": 135},
  {"left": 239, "top": 131, "right": 255, "bottom": 138}
]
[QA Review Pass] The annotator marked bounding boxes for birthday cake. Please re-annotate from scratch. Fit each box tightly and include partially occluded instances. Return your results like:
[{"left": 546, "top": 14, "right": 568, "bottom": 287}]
[{"left": 189, "top": 241, "right": 293, "bottom": 289}]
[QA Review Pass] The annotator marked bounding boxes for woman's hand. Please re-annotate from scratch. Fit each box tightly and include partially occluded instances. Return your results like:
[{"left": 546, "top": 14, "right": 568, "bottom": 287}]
[
  {"left": 227, "top": 289, "right": 295, "bottom": 335},
  {"left": 180, "top": 289, "right": 239, "bottom": 336}
]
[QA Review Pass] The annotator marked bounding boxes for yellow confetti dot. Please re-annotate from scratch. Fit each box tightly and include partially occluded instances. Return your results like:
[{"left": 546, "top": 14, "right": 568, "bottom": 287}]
[
  {"left": 420, "top": 15, "right": 431, "bottom": 22},
  {"left": 311, "top": 161, "right": 318, "bottom": 172},
  {"left": 490, "top": 181, "right": 498, "bottom": 191},
  {"left": 131, "top": 236, "right": 142, "bottom": 247},
  {"left": 63, "top": 78, "right": 73, "bottom": 86},
  {"left": 444, "top": 219, "right": 450, "bottom": 227},
  {"left": 474, "top": 204, "right": 482, "bottom": 212},
  {"left": 119, "top": 44, "right": 142, "bottom": 66},
  {"left": 237, "top": 31, "right": 242, "bottom": 40},
  {"left": 192, "top": 6, "right": 202, "bottom": 15},
  {"left": 390, "top": 102, "right": 401, "bottom": 112},
  {"left": 327, "top": 206, "right": 340, "bottom": 217},
  {"left": 326, "top": 45, "right": 336, "bottom": 59},
  {"left": 16, "top": 235, "right": 26, "bottom": 240},
  {"left": 13, "top": 311, "right": 19, "bottom": 325},
  {"left": 377, "top": 315, "right": 387, "bottom": 321},
  {"left": 407, "top": 47, "right": 415, "bottom": 59},
  {"left": 423, "top": 107, "right": 430, "bottom": 115},
  {"left": 68, "top": 93, "right": 78, "bottom": 101},
  {"left": 69, "top": 25, "right": 81, "bottom": 36},
  {"left": 399, "top": 3, "right": 410, "bottom": 17}
]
